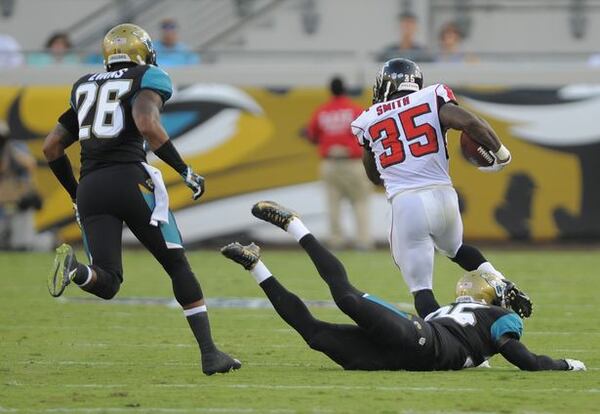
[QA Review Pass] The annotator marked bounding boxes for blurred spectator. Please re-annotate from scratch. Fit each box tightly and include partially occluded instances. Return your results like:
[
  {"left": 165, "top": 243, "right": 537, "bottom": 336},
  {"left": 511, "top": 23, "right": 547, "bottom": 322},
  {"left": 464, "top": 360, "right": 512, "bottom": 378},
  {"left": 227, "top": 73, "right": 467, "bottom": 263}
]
[
  {"left": 0, "top": 33, "right": 24, "bottom": 68},
  {"left": 436, "top": 22, "right": 473, "bottom": 63},
  {"left": 0, "top": 121, "right": 42, "bottom": 250},
  {"left": 28, "top": 32, "right": 79, "bottom": 66},
  {"left": 154, "top": 18, "right": 200, "bottom": 67},
  {"left": 306, "top": 77, "right": 374, "bottom": 250},
  {"left": 377, "top": 12, "right": 431, "bottom": 62}
]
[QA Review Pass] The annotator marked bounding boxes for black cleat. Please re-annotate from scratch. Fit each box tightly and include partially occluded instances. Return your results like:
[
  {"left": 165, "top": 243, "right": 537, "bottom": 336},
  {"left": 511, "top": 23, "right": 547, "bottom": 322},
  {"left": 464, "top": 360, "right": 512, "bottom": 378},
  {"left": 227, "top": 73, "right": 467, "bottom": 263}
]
[
  {"left": 47, "top": 243, "right": 79, "bottom": 297},
  {"left": 251, "top": 201, "right": 297, "bottom": 231},
  {"left": 221, "top": 242, "right": 261, "bottom": 270},
  {"left": 201, "top": 350, "right": 242, "bottom": 376},
  {"left": 504, "top": 280, "right": 533, "bottom": 318}
]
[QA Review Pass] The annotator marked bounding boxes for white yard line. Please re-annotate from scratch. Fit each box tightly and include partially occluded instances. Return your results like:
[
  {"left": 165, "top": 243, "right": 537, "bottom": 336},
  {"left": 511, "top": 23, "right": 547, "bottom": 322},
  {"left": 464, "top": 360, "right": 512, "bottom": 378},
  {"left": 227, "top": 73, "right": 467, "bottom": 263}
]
[{"left": 13, "top": 360, "right": 321, "bottom": 368}]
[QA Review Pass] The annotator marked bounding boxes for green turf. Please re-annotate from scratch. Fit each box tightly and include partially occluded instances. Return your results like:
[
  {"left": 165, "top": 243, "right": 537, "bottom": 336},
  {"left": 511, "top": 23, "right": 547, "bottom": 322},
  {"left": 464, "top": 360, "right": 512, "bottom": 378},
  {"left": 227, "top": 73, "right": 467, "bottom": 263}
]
[{"left": 1, "top": 248, "right": 599, "bottom": 413}]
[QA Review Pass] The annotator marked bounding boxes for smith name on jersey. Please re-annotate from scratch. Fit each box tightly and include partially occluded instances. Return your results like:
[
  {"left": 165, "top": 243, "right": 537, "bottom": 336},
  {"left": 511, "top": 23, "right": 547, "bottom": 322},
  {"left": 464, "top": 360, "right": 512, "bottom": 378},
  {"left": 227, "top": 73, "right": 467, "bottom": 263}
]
[
  {"left": 58, "top": 65, "right": 172, "bottom": 177},
  {"left": 351, "top": 84, "right": 457, "bottom": 198},
  {"left": 425, "top": 302, "right": 523, "bottom": 370}
]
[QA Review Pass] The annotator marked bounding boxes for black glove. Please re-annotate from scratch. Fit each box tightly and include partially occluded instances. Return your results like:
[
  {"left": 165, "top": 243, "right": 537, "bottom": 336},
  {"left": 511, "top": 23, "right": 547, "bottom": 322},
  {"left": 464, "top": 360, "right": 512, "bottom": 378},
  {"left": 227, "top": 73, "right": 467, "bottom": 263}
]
[
  {"left": 181, "top": 166, "right": 205, "bottom": 200},
  {"left": 504, "top": 280, "right": 533, "bottom": 318}
]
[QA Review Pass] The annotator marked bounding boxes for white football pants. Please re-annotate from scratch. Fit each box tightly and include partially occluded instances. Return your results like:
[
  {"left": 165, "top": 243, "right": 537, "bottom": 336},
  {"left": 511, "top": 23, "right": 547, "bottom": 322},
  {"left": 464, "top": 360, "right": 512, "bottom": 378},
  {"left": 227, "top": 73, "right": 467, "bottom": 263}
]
[{"left": 389, "top": 185, "right": 463, "bottom": 293}]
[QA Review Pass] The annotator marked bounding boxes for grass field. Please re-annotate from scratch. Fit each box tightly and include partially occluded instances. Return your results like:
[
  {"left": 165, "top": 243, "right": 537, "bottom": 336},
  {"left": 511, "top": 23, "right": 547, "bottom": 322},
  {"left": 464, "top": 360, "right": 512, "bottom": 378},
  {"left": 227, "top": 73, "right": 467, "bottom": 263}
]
[{"left": 1, "top": 247, "right": 599, "bottom": 413}]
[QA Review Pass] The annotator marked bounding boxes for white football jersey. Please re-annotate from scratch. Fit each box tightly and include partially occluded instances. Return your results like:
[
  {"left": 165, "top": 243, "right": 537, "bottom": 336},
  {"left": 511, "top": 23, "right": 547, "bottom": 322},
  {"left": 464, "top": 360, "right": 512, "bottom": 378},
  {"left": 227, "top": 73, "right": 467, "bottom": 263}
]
[{"left": 351, "top": 84, "right": 457, "bottom": 198}]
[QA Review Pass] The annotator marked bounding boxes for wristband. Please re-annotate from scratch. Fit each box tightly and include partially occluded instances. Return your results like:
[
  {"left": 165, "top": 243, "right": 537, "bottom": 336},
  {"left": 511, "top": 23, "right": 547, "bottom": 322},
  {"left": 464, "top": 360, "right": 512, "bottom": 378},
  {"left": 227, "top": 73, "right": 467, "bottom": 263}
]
[
  {"left": 494, "top": 145, "right": 510, "bottom": 162},
  {"left": 48, "top": 155, "right": 78, "bottom": 200}
]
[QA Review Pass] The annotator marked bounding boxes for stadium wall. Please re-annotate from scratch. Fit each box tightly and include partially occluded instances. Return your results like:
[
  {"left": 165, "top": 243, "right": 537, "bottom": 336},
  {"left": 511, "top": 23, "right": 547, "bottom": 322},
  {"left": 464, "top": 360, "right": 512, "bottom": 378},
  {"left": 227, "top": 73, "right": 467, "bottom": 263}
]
[{"left": 1, "top": 64, "right": 599, "bottom": 244}]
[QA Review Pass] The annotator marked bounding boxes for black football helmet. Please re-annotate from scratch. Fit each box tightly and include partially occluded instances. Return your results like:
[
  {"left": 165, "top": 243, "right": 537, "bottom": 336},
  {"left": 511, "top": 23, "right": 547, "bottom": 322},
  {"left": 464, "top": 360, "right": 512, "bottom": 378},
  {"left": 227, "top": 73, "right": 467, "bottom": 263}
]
[{"left": 372, "top": 58, "right": 424, "bottom": 104}]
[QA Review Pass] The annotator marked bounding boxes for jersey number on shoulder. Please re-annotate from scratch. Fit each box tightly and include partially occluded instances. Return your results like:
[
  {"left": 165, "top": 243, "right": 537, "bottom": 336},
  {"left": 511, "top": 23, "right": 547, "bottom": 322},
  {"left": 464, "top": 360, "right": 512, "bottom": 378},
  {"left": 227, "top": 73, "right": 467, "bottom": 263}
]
[
  {"left": 425, "top": 303, "right": 488, "bottom": 327},
  {"left": 75, "top": 80, "right": 133, "bottom": 140},
  {"left": 368, "top": 103, "right": 438, "bottom": 168}
]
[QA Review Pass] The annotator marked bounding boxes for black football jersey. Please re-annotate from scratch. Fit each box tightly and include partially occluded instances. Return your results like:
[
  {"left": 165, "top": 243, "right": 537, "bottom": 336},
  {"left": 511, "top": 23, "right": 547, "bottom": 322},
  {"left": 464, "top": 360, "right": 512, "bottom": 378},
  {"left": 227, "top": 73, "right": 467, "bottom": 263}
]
[
  {"left": 425, "top": 301, "right": 523, "bottom": 370},
  {"left": 58, "top": 64, "right": 172, "bottom": 177}
]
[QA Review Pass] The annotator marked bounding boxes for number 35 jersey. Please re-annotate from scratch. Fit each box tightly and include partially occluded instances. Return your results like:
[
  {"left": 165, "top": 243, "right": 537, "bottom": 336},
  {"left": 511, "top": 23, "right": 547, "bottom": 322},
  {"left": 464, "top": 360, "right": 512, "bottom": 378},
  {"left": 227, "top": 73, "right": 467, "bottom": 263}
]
[
  {"left": 58, "top": 65, "right": 173, "bottom": 177},
  {"left": 351, "top": 84, "right": 457, "bottom": 199},
  {"left": 424, "top": 302, "right": 524, "bottom": 370}
]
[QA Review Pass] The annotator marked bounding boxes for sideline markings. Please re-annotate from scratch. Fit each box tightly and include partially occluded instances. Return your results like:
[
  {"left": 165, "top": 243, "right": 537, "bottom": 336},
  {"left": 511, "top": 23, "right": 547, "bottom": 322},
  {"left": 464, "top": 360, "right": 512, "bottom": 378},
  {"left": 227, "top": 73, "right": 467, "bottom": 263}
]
[{"left": 56, "top": 296, "right": 413, "bottom": 311}]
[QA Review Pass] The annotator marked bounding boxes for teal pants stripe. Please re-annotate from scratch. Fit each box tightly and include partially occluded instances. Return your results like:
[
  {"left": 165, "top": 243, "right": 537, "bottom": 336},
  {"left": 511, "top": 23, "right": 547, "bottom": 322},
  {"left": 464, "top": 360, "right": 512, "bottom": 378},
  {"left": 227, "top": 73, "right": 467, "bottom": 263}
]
[
  {"left": 363, "top": 294, "right": 410, "bottom": 319},
  {"left": 140, "top": 192, "right": 183, "bottom": 247},
  {"left": 81, "top": 228, "right": 92, "bottom": 263}
]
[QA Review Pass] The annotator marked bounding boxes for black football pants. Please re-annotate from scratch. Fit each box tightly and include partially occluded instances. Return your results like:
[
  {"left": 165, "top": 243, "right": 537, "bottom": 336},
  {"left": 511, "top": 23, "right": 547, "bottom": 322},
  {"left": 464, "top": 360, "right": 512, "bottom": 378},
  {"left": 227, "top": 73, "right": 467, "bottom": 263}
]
[
  {"left": 260, "top": 234, "right": 436, "bottom": 371},
  {"left": 76, "top": 163, "right": 203, "bottom": 305}
]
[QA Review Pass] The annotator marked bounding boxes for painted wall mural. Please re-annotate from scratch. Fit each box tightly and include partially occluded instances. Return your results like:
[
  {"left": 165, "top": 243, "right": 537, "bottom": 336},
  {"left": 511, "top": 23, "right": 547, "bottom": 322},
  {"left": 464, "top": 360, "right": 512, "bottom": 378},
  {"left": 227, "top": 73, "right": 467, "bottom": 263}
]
[{"left": 1, "top": 84, "right": 596, "bottom": 243}]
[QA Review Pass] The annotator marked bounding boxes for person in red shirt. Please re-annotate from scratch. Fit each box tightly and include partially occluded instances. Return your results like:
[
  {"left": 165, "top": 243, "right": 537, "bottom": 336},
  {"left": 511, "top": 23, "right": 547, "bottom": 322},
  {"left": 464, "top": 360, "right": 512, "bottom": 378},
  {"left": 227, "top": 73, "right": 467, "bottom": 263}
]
[{"left": 306, "top": 77, "right": 374, "bottom": 250}]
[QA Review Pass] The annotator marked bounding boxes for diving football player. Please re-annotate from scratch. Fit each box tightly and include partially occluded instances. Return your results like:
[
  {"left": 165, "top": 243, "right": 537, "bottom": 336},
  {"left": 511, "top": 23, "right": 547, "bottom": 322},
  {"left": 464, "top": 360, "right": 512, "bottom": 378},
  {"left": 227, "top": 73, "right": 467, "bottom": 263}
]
[{"left": 222, "top": 201, "right": 585, "bottom": 372}]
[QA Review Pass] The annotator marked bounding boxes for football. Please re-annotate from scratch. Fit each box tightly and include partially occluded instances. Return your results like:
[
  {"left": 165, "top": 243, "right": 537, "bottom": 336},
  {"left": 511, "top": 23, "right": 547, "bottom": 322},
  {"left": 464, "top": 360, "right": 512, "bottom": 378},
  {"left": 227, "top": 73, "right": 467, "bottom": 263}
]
[{"left": 460, "top": 132, "right": 494, "bottom": 167}]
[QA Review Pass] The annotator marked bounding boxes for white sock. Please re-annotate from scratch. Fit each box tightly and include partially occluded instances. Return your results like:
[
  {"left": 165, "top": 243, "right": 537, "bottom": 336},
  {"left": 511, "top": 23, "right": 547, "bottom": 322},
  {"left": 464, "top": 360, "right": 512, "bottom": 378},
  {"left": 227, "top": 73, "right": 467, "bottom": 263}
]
[
  {"left": 250, "top": 260, "right": 272, "bottom": 284},
  {"left": 478, "top": 262, "right": 505, "bottom": 279},
  {"left": 287, "top": 217, "right": 310, "bottom": 242},
  {"left": 75, "top": 265, "right": 93, "bottom": 287},
  {"left": 183, "top": 305, "right": 207, "bottom": 317}
]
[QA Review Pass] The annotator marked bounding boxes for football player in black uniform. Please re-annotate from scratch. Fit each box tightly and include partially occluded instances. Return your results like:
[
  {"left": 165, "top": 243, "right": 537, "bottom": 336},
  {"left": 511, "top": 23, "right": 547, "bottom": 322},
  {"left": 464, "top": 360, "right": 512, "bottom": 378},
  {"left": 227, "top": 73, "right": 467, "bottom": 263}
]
[
  {"left": 42, "top": 24, "right": 241, "bottom": 375},
  {"left": 222, "top": 201, "right": 586, "bottom": 372}
]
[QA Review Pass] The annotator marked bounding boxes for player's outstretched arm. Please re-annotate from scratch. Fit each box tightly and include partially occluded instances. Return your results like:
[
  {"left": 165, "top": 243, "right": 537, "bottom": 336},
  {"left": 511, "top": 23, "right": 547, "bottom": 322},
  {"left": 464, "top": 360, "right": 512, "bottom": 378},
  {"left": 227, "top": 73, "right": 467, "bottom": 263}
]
[
  {"left": 133, "top": 89, "right": 205, "bottom": 200},
  {"left": 498, "top": 335, "right": 585, "bottom": 371},
  {"left": 439, "top": 103, "right": 511, "bottom": 168},
  {"left": 362, "top": 147, "right": 382, "bottom": 186},
  {"left": 43, "top": 122, "right": 78, "bottom": 201}
]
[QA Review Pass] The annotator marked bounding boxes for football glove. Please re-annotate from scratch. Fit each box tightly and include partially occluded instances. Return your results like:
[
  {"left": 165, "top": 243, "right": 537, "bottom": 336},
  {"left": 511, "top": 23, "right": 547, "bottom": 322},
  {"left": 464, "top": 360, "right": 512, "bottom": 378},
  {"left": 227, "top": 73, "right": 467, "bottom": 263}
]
[
  {"left": 565, "top": 359, "right": 586, "bottom": 371},
  {"left": 504, "top": 280, "right": 533, "bottom": 318},
  {"left": 479, "top": 145, "right": 511, "bottom": 173},
  {"left": 182, "top": 166, "right": 205, "bottom": 200},
  {"left": 72, "top": 202, "right": 81, "bottom": 229}
]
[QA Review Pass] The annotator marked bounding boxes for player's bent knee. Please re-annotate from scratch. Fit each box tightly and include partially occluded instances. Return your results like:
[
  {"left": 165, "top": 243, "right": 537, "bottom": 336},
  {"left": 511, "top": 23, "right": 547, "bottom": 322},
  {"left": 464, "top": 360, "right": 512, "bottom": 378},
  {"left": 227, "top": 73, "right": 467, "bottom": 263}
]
[
  {"left": 334, "top": 292, "right": 362, "bottom": 314},
  {"left": 95, "top": 276, "right": 121, "bottom": 300},
  {"left": 306, "top": 330, "right": 328, "bottom": 352},
  {"left": 87, "top": 266, "right": 122, "bottom": 300},
  {"left": 102, "top": 272, "right": 122, "bottom": 299}
]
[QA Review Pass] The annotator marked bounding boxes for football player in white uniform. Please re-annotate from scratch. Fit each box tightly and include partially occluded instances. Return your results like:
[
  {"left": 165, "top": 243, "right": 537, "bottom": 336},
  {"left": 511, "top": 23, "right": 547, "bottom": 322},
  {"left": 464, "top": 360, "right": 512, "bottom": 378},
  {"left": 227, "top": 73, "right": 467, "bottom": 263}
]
[{"left": 351, "top": 58, "right": 532, "bottom": 319}]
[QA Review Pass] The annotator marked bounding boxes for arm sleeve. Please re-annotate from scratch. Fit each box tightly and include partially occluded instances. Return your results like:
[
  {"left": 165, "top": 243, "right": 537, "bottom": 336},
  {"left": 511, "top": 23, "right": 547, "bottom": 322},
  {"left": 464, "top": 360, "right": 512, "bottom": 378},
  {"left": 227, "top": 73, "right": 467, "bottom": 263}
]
[
  {"left": 499, "top": 337, "right": 569, "bottom": 371},
  {"left": 435, "top": 84, "right": 458, "bottom": 107},
  {"left": 153, "top": 140, "right": 187, "bottom": 175},
  {"left": 58, "top": 107, "right": 80, "bottom": 142},
  {"left": 48, "top": 155, "right": 78, "bottom": 200},
  {"left": 350, "top": 112, "right": 367, "bottom": 147},
  {"left": 140, "top": 66, "right": 173, "bottom": 103},
  {"left": 490, "top": 312, "right": 523, "bottom": 342}
]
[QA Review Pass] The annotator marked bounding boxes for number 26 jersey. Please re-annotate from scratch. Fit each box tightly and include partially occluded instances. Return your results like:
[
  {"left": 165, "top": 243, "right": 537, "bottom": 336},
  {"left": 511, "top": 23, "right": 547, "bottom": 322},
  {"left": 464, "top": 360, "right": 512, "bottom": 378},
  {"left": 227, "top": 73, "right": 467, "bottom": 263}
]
[
  {"left": 351, "top": 84, "right": 457, "bottom": 199},
  {"left": 58, "top": 65, "right": 173, "bottom": 178}
]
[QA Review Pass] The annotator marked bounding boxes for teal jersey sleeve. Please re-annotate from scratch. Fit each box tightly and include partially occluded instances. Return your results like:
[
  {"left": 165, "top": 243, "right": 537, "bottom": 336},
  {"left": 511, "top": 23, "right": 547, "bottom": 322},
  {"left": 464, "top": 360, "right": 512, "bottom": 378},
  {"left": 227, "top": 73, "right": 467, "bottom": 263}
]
[
  {"left": 490, "top": 313, "right": 523, "bottom": 342},
  {"left": 140, "top": 66, "right": 173, "bottom": 102}
]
